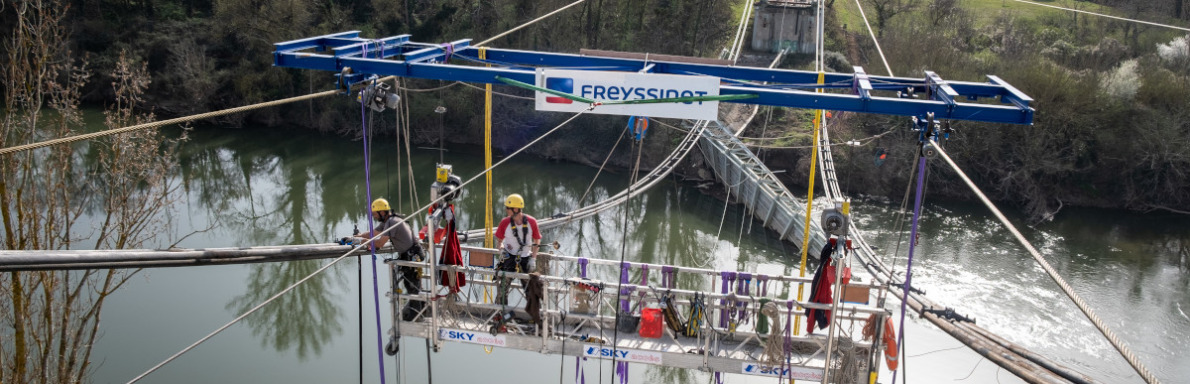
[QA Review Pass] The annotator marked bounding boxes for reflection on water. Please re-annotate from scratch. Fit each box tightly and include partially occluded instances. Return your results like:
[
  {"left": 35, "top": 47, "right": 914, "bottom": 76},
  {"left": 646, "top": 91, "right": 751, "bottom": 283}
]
[
  {"left": 226, "top": 260, "right": 347, "bottom": 360},
  {"left": 90, "top": 125, "right": 1188, "bottom": 384}
]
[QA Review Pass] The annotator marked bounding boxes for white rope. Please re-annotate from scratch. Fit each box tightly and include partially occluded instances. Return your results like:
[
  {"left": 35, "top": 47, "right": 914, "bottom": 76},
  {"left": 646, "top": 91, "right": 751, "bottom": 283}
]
[
  {"left": 728, "top": 0, "right": 754, "bottom": 61},
  {"left": 934, "top": 144, "right": 1161, "bottom": 384},
  {"left": 0, "top": 89, "right": 342, "bottom": 156},
  {"left": 817, "top": 0, "right": 825, "bottom": 72},
  {"left": 125, "top": 108, "right": 592, "bottom": 384},
  {"left": 474, "top": 0, "right": 588, "bottom": 47},
  {"left": 695, "top": 183, "right": 735, "bottom": 269},
  {"left": 1010, "top": 0, "right": 1190, "bottom": 32},
  {"left": 852, "top": 0, "right": 894, "bottom": 76}
]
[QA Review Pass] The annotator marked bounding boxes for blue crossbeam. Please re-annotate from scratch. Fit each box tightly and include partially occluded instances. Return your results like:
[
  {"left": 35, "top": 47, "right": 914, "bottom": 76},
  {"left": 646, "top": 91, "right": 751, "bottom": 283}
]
[
  {"left": 273, "top": 32, "right": 1034, "bottom": 125},
  {"left": 333, "top": 35, "right": 413, "bottom": 59}
]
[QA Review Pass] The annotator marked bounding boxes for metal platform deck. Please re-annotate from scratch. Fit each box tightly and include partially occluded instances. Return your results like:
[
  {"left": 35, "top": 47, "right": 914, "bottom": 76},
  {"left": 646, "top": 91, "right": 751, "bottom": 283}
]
[{"left": 384, "top": 245, "right": 887, "bottom": 383}]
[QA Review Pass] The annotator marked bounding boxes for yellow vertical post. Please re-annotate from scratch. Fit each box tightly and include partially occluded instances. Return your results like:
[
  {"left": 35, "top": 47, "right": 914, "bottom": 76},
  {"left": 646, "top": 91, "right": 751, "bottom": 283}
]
[
  {"left": 481, "top": 47, "right": 496, "bottom": 355},
  {"left": 482, "top": 47, "right": 494, "bottom": 249},
  {"left": 793, "top": 71, "right": 825, "bottom": 336}
]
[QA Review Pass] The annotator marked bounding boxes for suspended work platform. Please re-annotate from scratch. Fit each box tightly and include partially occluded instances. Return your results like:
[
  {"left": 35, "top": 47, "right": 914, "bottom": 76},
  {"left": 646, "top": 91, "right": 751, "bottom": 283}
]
[{"left": 387, "top": 245, "right": 888, "bottom": 383}]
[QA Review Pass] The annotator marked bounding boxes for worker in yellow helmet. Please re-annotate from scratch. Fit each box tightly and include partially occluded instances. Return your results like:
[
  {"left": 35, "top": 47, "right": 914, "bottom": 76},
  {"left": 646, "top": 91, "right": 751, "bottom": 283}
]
[
  {"left": 356, "top": 198, "right": 423, "bottom": 298},
  {"left": 495, "top": 193, "right": 541, "bottom": 284}
]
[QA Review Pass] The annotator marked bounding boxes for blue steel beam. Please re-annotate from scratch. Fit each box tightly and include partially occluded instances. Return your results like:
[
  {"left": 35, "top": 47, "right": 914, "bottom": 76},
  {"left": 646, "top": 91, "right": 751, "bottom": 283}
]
[
  {"left": 274, "top": 31, "right": 361, "bottom": 52},
  {"left": 273, "top": 32, "right": 1035, "bottom": 125},
  {"left": 333, "top": 35, "right": 412, "bottom": 59}
]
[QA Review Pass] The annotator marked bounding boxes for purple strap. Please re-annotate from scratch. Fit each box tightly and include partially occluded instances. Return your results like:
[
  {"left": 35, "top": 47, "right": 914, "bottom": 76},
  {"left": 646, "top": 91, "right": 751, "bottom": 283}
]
[
  {"left": 616, "top": 361, "right": 629, "bottom": 384},
  {"left": 578, "top": 258, "right": 589, "bottom": 278},
  {"left": 739, "top": 299, "right": 749, "bottom": 325},
  {"left": 620, "top": 262, "right": 631, "bottom": 284},
  {"left": 439, "top": 43, "right": 454, "bottom": 63},
  {"left": 738, "top": 272, "right": 752, "bottom": 295},
  {"left": 360, "top": 88, "right": 388, "bottom": 384},
  {"left": 892, "top": 154, "right": 929, "bottom": 384},
  {"left": 719, "top": 272, "right": 731, "bottom": 327},
  {"left": 620, "top": 286, "right": 634, "bottom": 312},
  {"left": 575, "top": 356, "right": 585, "bottom": 384}
]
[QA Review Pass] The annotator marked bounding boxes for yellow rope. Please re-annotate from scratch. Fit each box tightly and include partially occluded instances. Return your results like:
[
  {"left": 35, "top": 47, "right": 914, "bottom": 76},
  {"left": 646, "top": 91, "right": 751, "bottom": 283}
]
[
  {"left": 481, "top": 47, "right": 496, "bottom": 355},
  {"left": 482, "top": 46, "right": 495, "bottom": 252},
  {"left": 793, "top": 71, "right": 825, "bottom": 336}
]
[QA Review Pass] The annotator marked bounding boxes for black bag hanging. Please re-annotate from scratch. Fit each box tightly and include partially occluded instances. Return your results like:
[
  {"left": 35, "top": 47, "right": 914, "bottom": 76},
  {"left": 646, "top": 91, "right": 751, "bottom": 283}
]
[{"left": 661, "top": 291, "right": 686, "bottom": 334}]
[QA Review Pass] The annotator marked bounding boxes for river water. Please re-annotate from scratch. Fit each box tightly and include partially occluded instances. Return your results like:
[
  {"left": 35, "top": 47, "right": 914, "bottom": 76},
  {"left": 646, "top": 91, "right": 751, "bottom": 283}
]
[{"left": 87, "top": 125, "right": 1188, "bottom": 384}]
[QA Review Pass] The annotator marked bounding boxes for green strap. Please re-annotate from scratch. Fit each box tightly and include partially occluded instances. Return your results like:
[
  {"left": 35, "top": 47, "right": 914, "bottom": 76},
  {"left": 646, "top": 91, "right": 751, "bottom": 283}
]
[
  {"left": 495, "top": 76, "right": 596, "bottom": 104},
  {"left": 601, "top": 93, "right": 757, "bottom": 105}
]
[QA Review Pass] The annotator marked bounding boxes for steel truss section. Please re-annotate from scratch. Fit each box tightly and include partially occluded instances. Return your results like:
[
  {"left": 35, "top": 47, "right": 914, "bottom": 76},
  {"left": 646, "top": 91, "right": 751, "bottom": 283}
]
[{"left": 273, "top": 31, "right": 1034, "bottom": 125}]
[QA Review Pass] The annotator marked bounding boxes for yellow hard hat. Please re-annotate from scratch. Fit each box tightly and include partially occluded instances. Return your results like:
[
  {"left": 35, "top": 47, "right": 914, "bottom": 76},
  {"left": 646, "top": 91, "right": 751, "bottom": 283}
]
[
  {"left": 372, "top": 198, "right": 391, "bottom": 213},
  {"left": 504, "top": 194, "right": 525, "bottom": 209}
]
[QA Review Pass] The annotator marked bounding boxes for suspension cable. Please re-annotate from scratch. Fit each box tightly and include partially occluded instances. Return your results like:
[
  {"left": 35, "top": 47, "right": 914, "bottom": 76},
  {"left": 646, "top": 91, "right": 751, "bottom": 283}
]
[
  {"left": 696, "top": 182, "right": 736, "bottom": 270},
  {"left": 574, "top": 124, "right": 631, "bottom": 211},
  {"left": 852, "top": 0, "right": 894, "bottom": 76},
  {"left": 474, "top": 0, "right": 588, "bottom": 47},
  {"left": 609, "top": 137, "right": 646, "bottom": 384},
  {"left": 934, "top": 144, "right": 1161, "bottom": 384},
  {"left": 1010, "top": 0, "right": 1190, "bottom": 32},
  {"left": 124, "top": 107, "right": 592, "bottom": 384}
]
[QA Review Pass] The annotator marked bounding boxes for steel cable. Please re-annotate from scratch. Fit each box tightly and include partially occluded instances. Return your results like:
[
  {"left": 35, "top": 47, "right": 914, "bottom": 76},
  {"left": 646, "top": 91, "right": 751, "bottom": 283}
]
[
  {"left": 125, "top": 108, "right": 593, "bottom": 384},
  {"left": 934, "top": 144, "right": 1160, "bottom": 384}
]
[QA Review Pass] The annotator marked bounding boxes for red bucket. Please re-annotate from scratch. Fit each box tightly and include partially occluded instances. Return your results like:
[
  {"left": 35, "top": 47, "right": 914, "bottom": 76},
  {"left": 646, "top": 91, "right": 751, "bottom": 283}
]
[{"left": 639, "top": 307, "right": 664, "bottom": 339}]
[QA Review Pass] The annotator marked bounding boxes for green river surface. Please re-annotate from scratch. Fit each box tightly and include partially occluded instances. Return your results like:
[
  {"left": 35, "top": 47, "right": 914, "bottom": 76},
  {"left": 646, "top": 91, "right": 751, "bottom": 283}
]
[{"left": 85, "top": 124, "right": 1188, "bottom": 384}]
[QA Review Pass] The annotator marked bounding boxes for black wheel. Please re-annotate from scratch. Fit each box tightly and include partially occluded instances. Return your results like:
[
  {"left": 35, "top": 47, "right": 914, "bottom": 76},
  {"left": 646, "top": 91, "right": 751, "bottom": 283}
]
[{"left": 385, "top": 338, "right": 399, "bottom": 355}]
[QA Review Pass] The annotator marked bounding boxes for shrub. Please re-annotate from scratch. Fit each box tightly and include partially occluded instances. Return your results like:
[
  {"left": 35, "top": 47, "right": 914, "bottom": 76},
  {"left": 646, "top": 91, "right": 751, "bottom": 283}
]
[
  {"left": 1099, "top": 59, "right": 1139, "bottom": 101},
  {"left": 823, "top": 51, "right": 853, "bottom": 73}
]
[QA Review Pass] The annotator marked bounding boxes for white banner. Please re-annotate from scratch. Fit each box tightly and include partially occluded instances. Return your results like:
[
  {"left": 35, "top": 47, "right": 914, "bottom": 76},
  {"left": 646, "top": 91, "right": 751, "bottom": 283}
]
[
  {"left": 438, "top": 328, "right": 507, "bottom": 348},
  {"left": 535, "top": 69, "right": 721, "bottom": 120},
  {"left": 582, "top": 344, "right": 663, "bottom": 365},
  {"left": 740, "top": 363, "right": 824, "bottom": 381}
]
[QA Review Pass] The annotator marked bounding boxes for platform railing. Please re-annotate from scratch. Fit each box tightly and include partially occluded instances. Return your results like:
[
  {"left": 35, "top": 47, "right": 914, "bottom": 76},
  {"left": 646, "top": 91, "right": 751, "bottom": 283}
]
[{"left": 384, "top": 244, "right": 887, "bottom": 382}]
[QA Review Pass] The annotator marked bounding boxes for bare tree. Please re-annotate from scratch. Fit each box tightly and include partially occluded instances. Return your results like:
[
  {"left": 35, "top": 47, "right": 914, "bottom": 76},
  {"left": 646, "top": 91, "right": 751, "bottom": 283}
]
[
  {"left": 1, "top": 2, "right": 188, "bottom": 383},
  {"left": 865, "top": 0, "right": 921, "bottom": 38}
]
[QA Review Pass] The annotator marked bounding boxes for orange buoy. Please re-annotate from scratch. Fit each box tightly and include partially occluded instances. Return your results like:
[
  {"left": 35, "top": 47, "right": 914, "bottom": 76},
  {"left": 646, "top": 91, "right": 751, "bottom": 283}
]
[{"left": 883, "top": 317, "right": 899, "bottom": 370}]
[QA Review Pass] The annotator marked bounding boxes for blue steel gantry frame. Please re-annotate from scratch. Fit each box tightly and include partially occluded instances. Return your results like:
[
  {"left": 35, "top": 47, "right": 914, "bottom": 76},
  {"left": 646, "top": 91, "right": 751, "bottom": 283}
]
[{"left": 273, "top": 31, "right": 1034, "bottom": 125}]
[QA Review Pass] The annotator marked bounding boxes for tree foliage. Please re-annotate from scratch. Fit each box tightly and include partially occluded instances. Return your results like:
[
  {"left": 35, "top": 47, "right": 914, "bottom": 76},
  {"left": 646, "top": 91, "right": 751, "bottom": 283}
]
[{"left": 832, "top": 0, "right": 1190, "bottom": 220}]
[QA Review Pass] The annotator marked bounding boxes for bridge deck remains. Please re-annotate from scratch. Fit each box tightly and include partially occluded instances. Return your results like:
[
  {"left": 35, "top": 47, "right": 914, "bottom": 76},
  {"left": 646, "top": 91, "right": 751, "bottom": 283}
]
[{"left": 697, "top": 121, "right": 828, "bottom": 256}]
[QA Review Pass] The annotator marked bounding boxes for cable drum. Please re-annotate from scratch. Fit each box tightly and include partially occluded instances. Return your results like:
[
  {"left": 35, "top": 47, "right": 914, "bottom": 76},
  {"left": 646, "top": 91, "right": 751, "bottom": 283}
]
[
  {"left": 921, "top": 142, "right": 939, "bottom": 160},
  {"left": 820, "top": 199, "right": 851, "bottom": 237}
]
